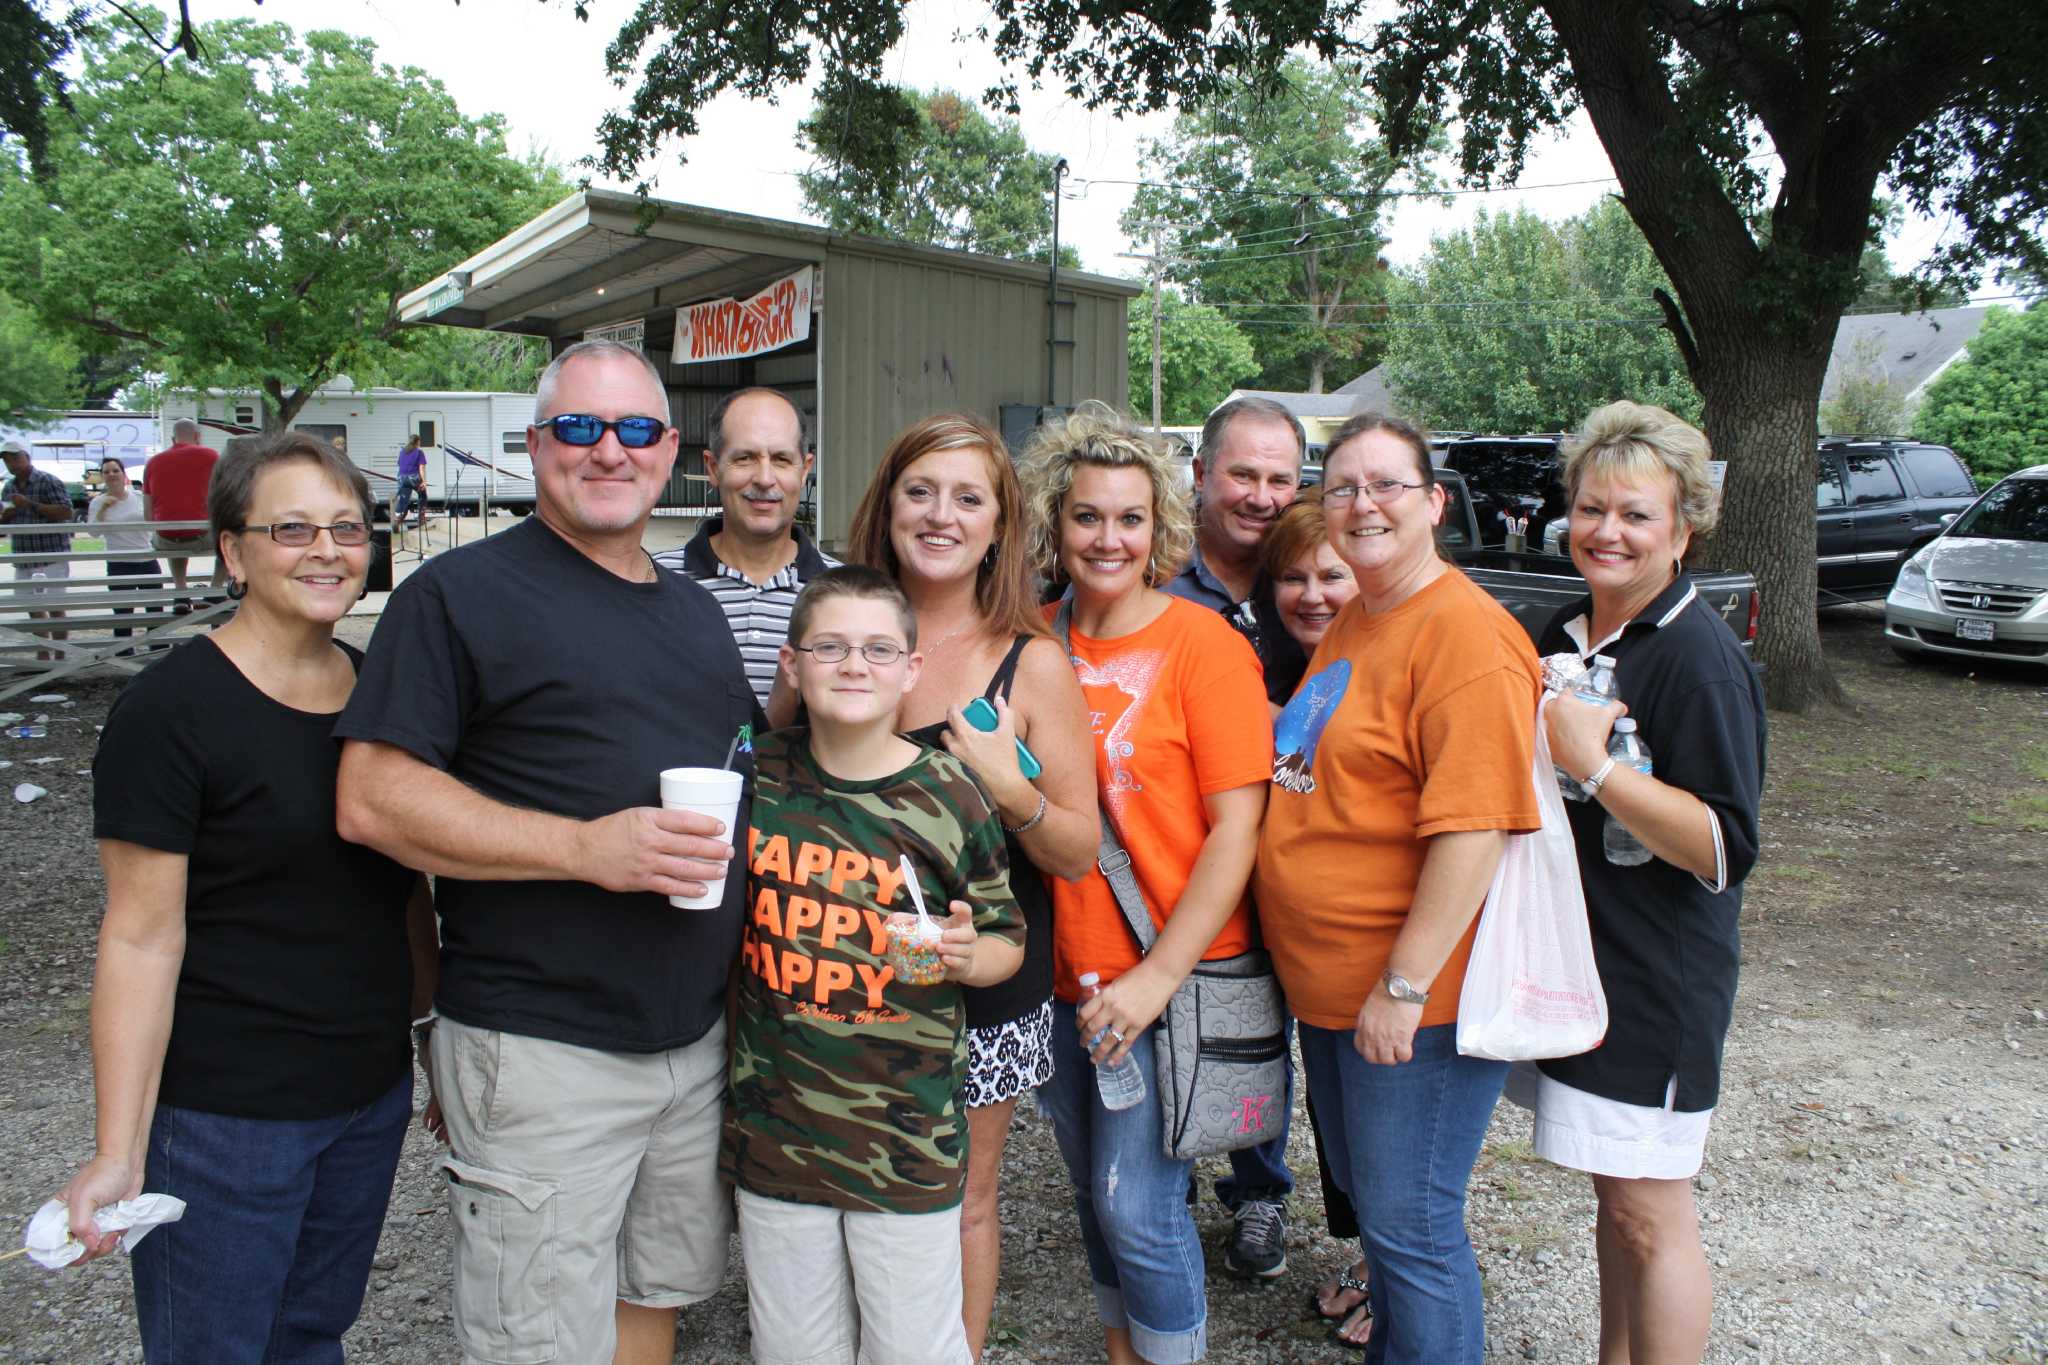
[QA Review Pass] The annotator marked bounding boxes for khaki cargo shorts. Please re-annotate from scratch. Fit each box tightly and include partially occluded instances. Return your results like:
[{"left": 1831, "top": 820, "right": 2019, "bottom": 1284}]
[{"left": 430, "top": 1017, "right": 732, "bottom": 1365}]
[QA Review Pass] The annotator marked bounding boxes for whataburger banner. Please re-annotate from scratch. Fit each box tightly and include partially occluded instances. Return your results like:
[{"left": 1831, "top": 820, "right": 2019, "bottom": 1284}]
[{"left": 672, "top": 266, "right": 815, "bottom": 363}]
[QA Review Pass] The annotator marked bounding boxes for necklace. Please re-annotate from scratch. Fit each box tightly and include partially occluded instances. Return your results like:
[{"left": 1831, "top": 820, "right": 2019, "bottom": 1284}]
[{"left": 920, "top": 615, "right": 979, "bottom": 657}]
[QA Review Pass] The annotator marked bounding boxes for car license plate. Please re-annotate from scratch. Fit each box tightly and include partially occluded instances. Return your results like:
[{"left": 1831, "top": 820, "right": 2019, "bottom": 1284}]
[{"left": 1957, "top": 619, "right": 1995, "bottom": 642}]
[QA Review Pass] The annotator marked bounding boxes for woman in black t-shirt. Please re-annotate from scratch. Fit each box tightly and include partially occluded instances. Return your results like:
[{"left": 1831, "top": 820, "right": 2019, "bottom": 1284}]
[
  {"left": 60, "top": 433, "right": 433, "bottom": 1361},
  {"left": 836, "top": 412, "right": 1098, "bottom": 1360},
  {"left": 1524, "top": 403, "right": 1766, "bottom": 1365}
]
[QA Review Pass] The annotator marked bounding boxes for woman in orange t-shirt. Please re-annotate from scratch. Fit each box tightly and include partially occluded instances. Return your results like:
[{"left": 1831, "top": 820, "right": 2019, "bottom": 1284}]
[
  {"left": 1020, "top": 402, "right": 1271, "bottom": 1365},
  {"left": 1254, "top": 412, "right": 1539, "bottom": 1365}
]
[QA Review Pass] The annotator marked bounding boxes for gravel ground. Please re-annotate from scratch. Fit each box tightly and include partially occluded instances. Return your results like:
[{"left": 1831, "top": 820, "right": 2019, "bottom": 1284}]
[{"left": 2, "top": 605, "right": 2043, "bottom": 1363}]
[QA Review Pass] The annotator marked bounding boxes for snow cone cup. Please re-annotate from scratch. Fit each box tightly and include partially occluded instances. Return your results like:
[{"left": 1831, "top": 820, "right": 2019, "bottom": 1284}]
[{"left": 884, "top": 911, "right": 947, "bottom": 986}]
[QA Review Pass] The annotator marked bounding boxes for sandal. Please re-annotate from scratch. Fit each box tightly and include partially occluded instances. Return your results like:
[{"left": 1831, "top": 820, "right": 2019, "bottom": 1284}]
[
  {"left": 1330, "top": 1298, "right": 1375, "bottom": 1351},
  {"left": 1307, "top": 1263, "right": 1370, "bottom": 1320}
]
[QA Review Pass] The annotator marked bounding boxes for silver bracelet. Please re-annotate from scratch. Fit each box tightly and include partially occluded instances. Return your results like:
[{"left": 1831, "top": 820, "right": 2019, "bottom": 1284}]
[
  {"left": 1003, "top": 790, "right": 1048, "bottom": 835},
  {"left": 1579, "top": 756, "right": 1619, "bottom": 796}
]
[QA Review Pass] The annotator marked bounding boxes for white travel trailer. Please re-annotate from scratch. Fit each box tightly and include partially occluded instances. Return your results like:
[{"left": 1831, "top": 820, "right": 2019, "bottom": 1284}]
[{"left": 158, "top": 381, "right": 539, "bottom": 512}]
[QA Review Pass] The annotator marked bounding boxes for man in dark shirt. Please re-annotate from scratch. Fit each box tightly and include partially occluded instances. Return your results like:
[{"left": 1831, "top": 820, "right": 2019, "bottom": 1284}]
[
  {"left": 1162, "top": 395, "right": 1309, "bottom": 1278},
  {"left": 2, "top": 439, "right": 78, "bottom": 659},
  {"left": 1168, "top": 397, "right": 1312, "bottom": 705},
  {"left": 336, "top": 340, "right": 753, "bottom": 1365},
  {"left": 653, "top": 387, "right": 836, "bottom": 706}
]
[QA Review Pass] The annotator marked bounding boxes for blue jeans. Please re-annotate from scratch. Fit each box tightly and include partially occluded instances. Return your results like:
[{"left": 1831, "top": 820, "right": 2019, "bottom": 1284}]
[
  {"left": 1297, "top": 1022, "right": 1505, "bottom": 1365},
  {"left": 1214, "top": 1013, "right": 1296, "bottom": 1209},
  {"left": 133, "top": 1075, "right": 412, "bottom": 1364},
  {"left": 1040, "top": 1001, "right": 1208, "bottom": 1363},
  {"left": 393, "top": 476, "right": 424, "bottom": 522}
]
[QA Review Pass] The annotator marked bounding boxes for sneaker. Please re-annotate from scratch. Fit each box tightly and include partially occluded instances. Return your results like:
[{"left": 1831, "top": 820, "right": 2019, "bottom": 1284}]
[{"left": 1224, "top": 1197, "right": 1288, "bottom": 1279}]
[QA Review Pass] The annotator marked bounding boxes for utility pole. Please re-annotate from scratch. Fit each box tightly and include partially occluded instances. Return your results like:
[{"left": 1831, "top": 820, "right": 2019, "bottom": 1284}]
[
  {"left": 1045, "top": 157, "right": 1068, "bottom": 408},
  {"left": 1118, "top": 223, "right": 1169, "bottom": 433}
]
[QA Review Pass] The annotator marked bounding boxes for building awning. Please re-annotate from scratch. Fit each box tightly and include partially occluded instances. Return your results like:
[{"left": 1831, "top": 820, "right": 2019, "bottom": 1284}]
[{"left": 399, "top": 188, "right": 1137, "bottom": 343}]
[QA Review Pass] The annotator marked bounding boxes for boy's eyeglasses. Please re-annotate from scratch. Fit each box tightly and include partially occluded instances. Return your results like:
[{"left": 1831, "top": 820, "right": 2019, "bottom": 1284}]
[
  {"left": 795, "top": 641, "right": 908, "bottom": 666},
  {"left": 1323, "top": 478, "right": 1428, "bottom": 506},
  {"left": 541, "top": 414, "right": 668, "bottom": 448},
  {"left": 239, "top": 521, "right": 371, "bottom": 546}
]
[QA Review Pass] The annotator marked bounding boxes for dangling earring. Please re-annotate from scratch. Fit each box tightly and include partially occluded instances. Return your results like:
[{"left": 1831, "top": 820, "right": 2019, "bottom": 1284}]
[
  {"left": 226, "top": 578, "right": 248, "bottom": 600},
  {"left": 981, "top": 545, "right": 998, "bottom": 571}
]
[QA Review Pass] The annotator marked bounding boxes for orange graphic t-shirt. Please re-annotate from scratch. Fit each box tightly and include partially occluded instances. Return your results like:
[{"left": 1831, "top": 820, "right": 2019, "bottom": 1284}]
[
  {"left": 1254, "top": 570, "right": 1542, "bottom": 1031},
  {"left": 1048, "top": 597, "right": 1275, "bottom": 1002}
]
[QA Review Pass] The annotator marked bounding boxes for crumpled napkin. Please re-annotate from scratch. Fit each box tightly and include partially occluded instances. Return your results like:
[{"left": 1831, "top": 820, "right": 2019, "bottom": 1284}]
[{"left": 22, "top": 1194, "right": 187, "bottom": 1268}]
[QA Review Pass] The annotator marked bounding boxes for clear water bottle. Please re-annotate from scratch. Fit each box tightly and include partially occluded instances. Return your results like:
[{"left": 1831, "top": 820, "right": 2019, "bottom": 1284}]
[
  {"left": 1602, "top": 719, "right": 1654, "bottom": 866},
  {"left": 1077, "top": 971, "right": 1145, "bottom": 1111},
  {"left": 4, "top": 724, "right": 48, "bottom": 739},
  {"left": 1557, "top": 654, "right": 1619, "bottom": 801}
]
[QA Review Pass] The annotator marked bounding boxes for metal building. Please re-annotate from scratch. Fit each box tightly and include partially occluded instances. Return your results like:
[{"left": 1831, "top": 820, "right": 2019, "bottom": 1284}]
[{"left": 397, "top": 189, "right": 1138, "bottom": 544}]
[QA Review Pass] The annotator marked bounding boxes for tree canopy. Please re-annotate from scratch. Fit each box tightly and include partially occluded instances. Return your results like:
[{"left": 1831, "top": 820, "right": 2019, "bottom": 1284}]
[
  {"left": 1123, "top": 58, "right": 1414, "bottom": 394},
  {"left": 1913, "top": 305, "right": 2048, "bottom": 485},
  {"left": 0, "top": 289, "right": 81, "bottom": 423},
  {"left": 1126, "top": 291, "right": 1260, "bottom": 426},
  {"left": 577, "top": 0, "right": 2045, "bottom": 708},
  {"left": 799, "top": 84, "right": 1074, "bottom": 264},
  {"left": 1383, "top": 200, "right": 1702, "bottom": 432},
  {"left": 0, "top": 16, "right": 562, "bottom": 429}
]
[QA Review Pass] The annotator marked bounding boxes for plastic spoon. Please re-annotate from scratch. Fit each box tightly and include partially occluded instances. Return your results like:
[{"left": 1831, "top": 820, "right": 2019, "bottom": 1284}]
[{"left": 899, "top": 853, "right": 935, "bottom": 934}]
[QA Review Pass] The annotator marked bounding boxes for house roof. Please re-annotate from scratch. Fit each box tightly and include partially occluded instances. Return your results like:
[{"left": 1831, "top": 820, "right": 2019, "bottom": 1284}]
[
  {"left": 1221, "top": 388, "right": 1368, "bottom": 419},
  {"left": 1823, "top": 305, "right": 1990, "bottom": 400},
  {"left": 1317, "top": 305, "right": 1989, "bottom": 419},
  {"left": 1333, "top": 364, "right": 1392, "bottom": 409}
]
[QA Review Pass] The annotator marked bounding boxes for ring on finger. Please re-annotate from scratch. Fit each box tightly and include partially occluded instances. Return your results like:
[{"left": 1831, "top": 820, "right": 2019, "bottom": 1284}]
[{"left": 1109, "top": 1028, "right": 1126, "bottom": 1044}]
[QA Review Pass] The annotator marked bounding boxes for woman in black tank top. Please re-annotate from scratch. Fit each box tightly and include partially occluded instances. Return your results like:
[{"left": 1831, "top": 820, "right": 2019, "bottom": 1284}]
[{"left": 843, "top": 414, "right": 1098, "bottom": 1360}]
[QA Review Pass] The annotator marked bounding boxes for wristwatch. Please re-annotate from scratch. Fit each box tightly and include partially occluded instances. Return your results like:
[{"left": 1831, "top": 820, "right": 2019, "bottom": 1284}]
[{"left": 1382, "top": 970, "right": 1429, "bottom": 1005}]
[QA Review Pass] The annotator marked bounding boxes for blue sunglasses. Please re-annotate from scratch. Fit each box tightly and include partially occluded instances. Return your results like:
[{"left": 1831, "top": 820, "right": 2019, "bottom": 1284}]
[{"left": 542, "top": 413, "right": 669, "bottom": 448}]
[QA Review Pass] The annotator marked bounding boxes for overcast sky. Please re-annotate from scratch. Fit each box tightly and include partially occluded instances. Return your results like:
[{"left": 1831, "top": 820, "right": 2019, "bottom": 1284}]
[{"left": 185, "top": 0, "right": 1961, "bottom": 283}]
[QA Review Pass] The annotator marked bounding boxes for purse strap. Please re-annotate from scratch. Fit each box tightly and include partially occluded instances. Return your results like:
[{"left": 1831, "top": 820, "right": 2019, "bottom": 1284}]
[{"left": 1053, "top": 599, "right": 1160, "bottom": 956}]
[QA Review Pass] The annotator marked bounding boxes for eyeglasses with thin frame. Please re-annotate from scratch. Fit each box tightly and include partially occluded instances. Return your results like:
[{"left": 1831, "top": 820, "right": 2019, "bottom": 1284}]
[
  {"left": 541, "top": 414, "right": 668, "bottom": 448},
  {"left": 1323, "top": 478, "right": 1429, "bottom": 506},
  {"left": 795, "top": 640, "right": 909, "bottom": 666},
  {"left": 238, "top": 521, "right": 372, "bottom": 547}
]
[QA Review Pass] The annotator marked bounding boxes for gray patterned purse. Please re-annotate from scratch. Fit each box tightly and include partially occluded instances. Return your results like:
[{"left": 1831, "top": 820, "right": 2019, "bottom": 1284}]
[
  {"left": 1093, "top": 812, "right": 1289, "bottom": 1160},
  {"left": 1055, "top": 601, "right": 1289, "bottom": 1160}
]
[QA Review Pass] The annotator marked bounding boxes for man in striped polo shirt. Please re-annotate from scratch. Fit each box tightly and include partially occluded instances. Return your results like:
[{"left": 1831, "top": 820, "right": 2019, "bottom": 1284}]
[{"left": 656, "top": 388, "right": 836, "bottom": 705}]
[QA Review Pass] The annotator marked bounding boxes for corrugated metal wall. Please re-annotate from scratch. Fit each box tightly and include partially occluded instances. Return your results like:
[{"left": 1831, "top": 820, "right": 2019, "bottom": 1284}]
[{"left": 816, "top": 248, "right": 1133, "bottom": 546}]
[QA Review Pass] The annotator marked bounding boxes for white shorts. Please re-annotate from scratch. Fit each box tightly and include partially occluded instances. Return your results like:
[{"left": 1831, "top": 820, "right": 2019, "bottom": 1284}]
[
  {"left": 12, "top": 560, "right": 70, "bottom": 598},
  {"left": 1504, "top": 1061, "right": 1714, "bottom": 1180},
  {"left": 736, "top": 1187, "right": 971, "bottom": 1365}
]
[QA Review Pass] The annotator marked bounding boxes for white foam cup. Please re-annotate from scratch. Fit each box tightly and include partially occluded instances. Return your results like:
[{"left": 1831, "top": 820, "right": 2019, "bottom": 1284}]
[{"left": 658, "top": 766, "right": 744, "bottom": 909}]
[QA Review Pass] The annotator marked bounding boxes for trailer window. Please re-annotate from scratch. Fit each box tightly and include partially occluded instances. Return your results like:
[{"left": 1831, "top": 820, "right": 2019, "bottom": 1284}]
[
  {"left": 502, "top": 432, "right": 527, "bottom": 455},
  {"left": 415, "top": 420, "right": 438, "bottom": 447}
]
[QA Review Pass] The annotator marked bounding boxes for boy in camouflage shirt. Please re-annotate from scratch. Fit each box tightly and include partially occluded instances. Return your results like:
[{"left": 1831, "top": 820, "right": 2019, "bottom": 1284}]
[{"left": 723, "top": 566, "right": 1021, "bottom": 1365}]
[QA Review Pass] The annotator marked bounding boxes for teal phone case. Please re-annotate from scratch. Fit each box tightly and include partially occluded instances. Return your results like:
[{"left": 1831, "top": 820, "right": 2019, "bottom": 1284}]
[{"left": 963, "top": 696, "right": 1043, "bottom": 780}]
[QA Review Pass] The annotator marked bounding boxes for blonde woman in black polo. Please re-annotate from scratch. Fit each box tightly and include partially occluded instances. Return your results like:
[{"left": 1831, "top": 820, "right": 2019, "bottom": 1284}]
[{"left": 1522, "top": 401, "right": 1767, "bottom": 1364}]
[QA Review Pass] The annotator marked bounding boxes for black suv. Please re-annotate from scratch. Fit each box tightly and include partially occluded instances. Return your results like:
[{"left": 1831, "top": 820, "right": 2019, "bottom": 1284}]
[
  {"left": 1814, "top": 438, "right": 1979, "bottom": 602},
  {"left": 1430, "top": 435, "right": 1570, "bottom": 550},
  {"left": 1436, "top": 432, "right": 1976, "bottom": 603}
]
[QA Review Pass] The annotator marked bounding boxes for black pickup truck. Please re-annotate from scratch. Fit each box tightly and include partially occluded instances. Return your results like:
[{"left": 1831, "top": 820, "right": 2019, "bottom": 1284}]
[{"left": 1435, "top": 468, "right": 1763, "bottom": 657}]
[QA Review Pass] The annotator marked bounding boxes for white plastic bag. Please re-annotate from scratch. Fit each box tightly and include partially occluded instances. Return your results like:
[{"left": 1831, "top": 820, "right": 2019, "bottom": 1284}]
[{"left": 1457, "top": 694, "right": 1608, "bottom": 1061}]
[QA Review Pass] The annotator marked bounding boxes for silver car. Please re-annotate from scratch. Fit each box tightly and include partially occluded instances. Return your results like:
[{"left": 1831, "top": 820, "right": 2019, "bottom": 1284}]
[{"left": 1884, "top": 464, "right": 2048, "bottom": 666}]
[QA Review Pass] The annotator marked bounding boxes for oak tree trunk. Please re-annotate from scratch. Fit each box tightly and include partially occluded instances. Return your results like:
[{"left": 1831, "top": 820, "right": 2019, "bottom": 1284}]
[{"left": 1695, "top": 345, "right": 1844, "bottom": 712}]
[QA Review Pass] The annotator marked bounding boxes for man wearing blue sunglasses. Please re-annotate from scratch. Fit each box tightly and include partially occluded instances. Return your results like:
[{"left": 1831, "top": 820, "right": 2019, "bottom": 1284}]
[{"left": 338, "top": 338, "right": 754, "bottom": 1365}]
